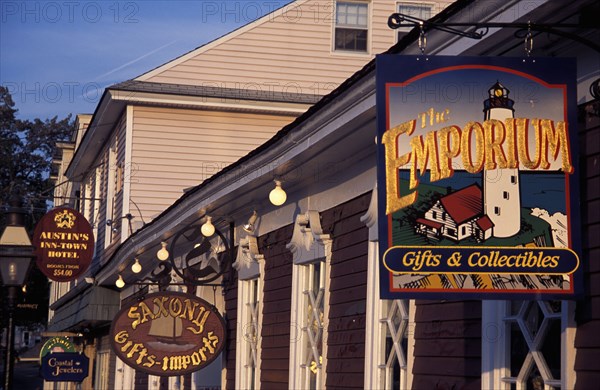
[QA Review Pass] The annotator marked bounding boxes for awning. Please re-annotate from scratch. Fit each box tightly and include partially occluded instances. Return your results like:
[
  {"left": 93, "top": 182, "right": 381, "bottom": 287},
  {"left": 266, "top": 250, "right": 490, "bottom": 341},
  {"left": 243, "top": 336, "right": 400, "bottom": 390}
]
[{"left": 48, "top": 286, "right": 120, "bottom": 332}]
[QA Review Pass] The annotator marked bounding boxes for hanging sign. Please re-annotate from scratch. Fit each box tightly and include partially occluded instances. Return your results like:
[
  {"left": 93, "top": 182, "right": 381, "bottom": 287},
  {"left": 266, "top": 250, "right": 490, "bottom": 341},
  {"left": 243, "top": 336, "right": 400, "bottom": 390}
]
[
  {"left": 39, "top": 337, "right": 76, "bottom": 361},
  {"left": 33, "top": 207, "right": 95, "bottom": 282},
  {"left": 41, "top": 352, "right": 89, "bottom": 382},
  {"left": 376, "top": 55, "right": 582, "bottom": 299},
  {"left": 110, "top": 291, "right": 226, "bottom": 376}
]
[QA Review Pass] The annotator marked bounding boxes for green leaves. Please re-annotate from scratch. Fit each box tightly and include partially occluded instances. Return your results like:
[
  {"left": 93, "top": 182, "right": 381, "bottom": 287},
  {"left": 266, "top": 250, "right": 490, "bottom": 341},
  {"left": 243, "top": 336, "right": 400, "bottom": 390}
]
[{"left": 0, "top": 85, "right": 75, "bottom": 217}]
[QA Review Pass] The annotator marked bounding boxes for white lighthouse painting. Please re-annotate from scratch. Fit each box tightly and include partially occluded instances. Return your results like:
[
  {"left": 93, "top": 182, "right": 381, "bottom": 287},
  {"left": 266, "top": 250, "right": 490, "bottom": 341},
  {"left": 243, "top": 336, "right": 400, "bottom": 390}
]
[{"left": 482, "top": 81, "right": 521, "bottom": 238}]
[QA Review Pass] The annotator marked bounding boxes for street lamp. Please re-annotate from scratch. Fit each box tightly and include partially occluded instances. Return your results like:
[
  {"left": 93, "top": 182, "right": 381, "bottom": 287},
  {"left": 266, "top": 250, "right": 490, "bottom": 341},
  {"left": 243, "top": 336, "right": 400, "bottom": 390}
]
[{"left": 0, "top": 196, "right": 35, "bottom": 390}]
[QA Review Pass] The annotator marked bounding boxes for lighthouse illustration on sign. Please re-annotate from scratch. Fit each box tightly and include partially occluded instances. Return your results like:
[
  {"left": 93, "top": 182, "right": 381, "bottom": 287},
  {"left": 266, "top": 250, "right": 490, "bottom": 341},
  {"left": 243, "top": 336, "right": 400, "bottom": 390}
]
[{"left": 483, "top": 81, "right": 521, "bottom": 238}]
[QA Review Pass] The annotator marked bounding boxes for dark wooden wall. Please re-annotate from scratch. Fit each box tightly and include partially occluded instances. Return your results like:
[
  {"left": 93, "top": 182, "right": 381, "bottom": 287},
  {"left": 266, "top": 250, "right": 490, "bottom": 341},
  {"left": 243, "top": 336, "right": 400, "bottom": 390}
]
[
  {"left": 322, "top": 192, "right": 370, "bottom": 389},
  {"left": 411, "top": 300, "right": 482, "bottom": 390},
  {"left": 574, "top": 100, "right": 600, "bottom": 388},
  {"left": 224, "top": 272, "right": 238, "bottom": 390},
  {"left": 222, "top": 193, "right": 370, "bottom": 389},
  {"left": 259, "top": 224, "right": 294, "bottom": 390}
]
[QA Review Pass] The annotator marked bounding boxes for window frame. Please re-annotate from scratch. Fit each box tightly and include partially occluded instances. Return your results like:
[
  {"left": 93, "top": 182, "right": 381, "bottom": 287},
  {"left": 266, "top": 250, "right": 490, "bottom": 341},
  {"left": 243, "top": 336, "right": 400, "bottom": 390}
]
[
  {"left": 105, "top": 141, "right": 118, "bottom": 247},
  {"left": 481, "top": 300, "right": 576, "bottom": 389},
  {"left": 95, "top": 351, "right": 111, "bottom": 390},
  {"left": 395, "top": 1, "right": 435, "bottom": 41},
  {"left": 288, "top": 211, "right": 332, "bottom": 390},
  {"left": 362, "top": 187, "right": 415, "bottom": 389},
  {"left": 333, "top": 1, "right": 370, "bottom": 54},
  {"left": 290, "top": 259, "right": 329, "bottom": 389},
  {"left": 236, "top": 270, "right": 264, "bottom": 389}
]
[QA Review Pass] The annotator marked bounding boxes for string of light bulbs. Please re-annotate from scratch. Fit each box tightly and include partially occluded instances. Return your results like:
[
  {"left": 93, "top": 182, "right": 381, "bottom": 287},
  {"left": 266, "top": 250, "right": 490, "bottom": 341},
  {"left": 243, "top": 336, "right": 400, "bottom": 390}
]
[{"left": 114, "top": 179, "right": 287, "bottom": 288}]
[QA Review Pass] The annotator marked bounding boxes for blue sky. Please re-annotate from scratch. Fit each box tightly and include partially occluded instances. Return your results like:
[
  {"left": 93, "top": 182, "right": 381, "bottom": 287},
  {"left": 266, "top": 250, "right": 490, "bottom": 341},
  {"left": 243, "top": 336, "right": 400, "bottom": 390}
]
[{"left": 1, "top": 0, "right": 293, "bottom": 120}]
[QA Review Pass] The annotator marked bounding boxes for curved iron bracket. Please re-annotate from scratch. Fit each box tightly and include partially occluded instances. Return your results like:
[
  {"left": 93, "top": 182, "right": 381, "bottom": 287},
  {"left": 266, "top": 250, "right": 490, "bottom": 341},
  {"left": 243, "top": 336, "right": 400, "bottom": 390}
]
[
  {"left": 167, "top": 221, "right": 234, "bottom": 288},
  {"left": 388, "top": 13, "right": 600, "bottom": 53},
  {"left": 134, "top": 221, "right": 235, "bottom": 292}
]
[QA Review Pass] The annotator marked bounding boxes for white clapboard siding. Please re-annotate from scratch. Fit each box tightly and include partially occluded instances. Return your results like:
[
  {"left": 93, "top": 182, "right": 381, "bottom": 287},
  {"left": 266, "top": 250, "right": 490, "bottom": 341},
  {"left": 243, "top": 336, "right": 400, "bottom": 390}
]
[
  {"left": 138, "top": 0, "right": 453, "bottom": 93},
  {"left": 129, "top": 106, "right": 296, "bottom": 221},
  {"left": 136, "top": 0, "right": 407, "bottom": 93}
]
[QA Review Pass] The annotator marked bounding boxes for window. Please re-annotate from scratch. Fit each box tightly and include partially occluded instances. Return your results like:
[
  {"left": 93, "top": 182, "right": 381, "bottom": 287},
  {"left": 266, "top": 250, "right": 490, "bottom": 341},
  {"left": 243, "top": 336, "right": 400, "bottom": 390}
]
[
  {"left": 105, "top": 139, "right": 119, "bottom": 245},
  {"left": 240, "top": 278, "right": 261, "bottom": 389},
  {"left": 432, "top": 211, "right": 437, "bottom": 219},
  {"left": 95, "top": 351, "right": 110, "bottom": 390},
  {"left": 235, "top": 235, "right": 264, "bottom": 390},
  {"left": 482, "top": 301, "right": 575, "bottom": 389},
  {"left": 288, "top": 211, "right": 331, "bottom": 390},
  {"left": 511, "top": 175, "right": 518, "bottom": 184},
  {"left": 116, "top": 162, "right": 124, "bottom": 194},
  {"left": 362, "top": 192, "right": 415, "bottom": 389},
  {"left": 461, "top": 226, "right": 466, "bottom": 236},
  {"left": 503, "top": 191, "right": 510, "bottom": 200},
  {"left": 380, "top": 299, "right": 412, "bottom": 389},
  {"left": 300, "top": 261, "right": 326, "bottom": 389},
  {"left": 396, "top": 2, "right": 433, "bottom": 40},
  {"left": 335, "top": 2, "right": 368, "bottom": 52},
  {"left": 494, "top": 206, "right": 501, "bottom": 215}
]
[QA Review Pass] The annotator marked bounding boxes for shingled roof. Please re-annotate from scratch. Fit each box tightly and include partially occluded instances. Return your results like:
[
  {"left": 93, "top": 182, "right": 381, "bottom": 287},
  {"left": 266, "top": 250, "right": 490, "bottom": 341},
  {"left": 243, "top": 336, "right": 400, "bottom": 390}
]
[
  {"left": 110, "top": 79, "right": 321, "bottom": 105},
  {"left": 439, "top": 184, "right": 483, "bottom": 224}
]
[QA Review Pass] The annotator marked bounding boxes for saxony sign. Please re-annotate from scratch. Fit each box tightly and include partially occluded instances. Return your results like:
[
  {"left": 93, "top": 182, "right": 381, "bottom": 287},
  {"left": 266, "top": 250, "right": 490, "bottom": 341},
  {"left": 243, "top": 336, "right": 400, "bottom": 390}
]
[{"left": 110, "top": 291, "right": 226, "bottom": 376}]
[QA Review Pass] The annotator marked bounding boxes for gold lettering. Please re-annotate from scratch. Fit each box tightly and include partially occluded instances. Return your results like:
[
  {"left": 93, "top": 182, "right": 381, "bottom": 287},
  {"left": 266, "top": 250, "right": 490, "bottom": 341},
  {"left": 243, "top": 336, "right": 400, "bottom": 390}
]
[
  {"left": 537, "top": 119, "right": 572, "bottom": 172},
  {"left": 382, "top": 119, "right": 417, "bottom": 215},
  {"left": 483, "top": 119, "right": 508, "bottom": 170},
  {"left": 187, "top": 307, "right": 210, "bottom": 335},
  {"left": 410, "top": 130, "right": 441, "bottom": 183},
  {"left": 461, "top": 121, "right": 485, "bottom": 173},
  {"left": 128, "top": 306, "right": 142, "bottom": 330},
  {"left": 437, "top": 125, "right": 461, "bottom": 180},
  {"left": 181, "top": 299, "right": 200, "bottom": 321}
]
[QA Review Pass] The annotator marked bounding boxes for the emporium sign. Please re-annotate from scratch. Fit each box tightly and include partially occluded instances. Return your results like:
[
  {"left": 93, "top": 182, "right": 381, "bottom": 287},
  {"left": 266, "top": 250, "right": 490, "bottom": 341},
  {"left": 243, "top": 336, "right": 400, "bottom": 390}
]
[
  {"left": 33, "top": 207, "right": 94, "bottom": 282},
  {"left": 376, "top": 55, "right": 582, "bottom": 299},
  {"left": 110, "top": 291, "right": 226, "bottom": 376}
]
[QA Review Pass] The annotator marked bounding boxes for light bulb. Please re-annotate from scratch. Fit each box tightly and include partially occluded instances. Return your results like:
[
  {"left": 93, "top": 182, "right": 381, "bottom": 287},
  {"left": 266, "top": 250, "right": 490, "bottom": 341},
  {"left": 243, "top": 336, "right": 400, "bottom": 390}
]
[
  {"left": 131, "top": 258, "right": 142, "bottom": 273},
  {"left": 157, "top": 241, "right": 169, "bottom": 261},
  {"left": 8, "top": 262, "right": 17, "bottom": 282},
  {"left": 201, "top": 216, "right": 215, "bottom": 237},
  {"left": 269, "top": 180, "right": 287, "bottom": 206},
  {"left": 243, "top": 211, "right": 258, "bottom": 233},
  {"left": 115, "top": 274, "right": 125, "bottom": 288}
]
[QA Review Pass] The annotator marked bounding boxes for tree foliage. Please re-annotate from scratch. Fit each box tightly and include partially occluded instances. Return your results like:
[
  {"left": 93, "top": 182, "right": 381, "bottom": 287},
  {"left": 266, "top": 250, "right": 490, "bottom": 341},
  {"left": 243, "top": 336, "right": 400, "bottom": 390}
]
[
  {"left": 1, "top": 85, "right": 75, "bottom": 215},
  {"left": 1, "top": 85, "right": 76, "bottom": 326}
]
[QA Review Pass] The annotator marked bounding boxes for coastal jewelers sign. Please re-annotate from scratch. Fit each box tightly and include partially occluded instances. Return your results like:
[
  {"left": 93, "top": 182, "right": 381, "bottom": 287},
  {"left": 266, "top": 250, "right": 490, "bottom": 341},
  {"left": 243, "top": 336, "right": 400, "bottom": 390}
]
[
  {"left": 33, "top": 207, "right": 94, "bottom": 282},
  {"left": 376, "top": 55, "right": 582, "bottom": 299},
  {"left": 110, "top": 291, "right": 226, "bottom": 376},
  {"left": 41, "top": 352, "right": 89, "bottom": 382}
]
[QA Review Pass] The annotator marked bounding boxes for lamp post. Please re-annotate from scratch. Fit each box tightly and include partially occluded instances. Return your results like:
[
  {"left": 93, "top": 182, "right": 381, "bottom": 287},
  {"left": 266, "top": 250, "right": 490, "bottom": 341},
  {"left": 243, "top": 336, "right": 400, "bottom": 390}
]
[{"left": 0, "top": 196, "right": 35, "bottom": 390}]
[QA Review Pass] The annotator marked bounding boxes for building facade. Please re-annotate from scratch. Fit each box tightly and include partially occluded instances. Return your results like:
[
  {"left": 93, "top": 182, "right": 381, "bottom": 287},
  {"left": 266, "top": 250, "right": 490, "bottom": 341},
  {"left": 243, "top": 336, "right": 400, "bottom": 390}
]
[{"left": 46, "top": 0, "right": 598, "bottom": 389}]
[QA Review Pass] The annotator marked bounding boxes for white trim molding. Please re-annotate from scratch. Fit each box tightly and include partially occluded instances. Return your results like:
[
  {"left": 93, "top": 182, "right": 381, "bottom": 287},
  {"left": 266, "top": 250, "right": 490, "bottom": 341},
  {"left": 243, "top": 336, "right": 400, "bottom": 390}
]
[
  {"left": 234, "top": 235, "right": 264, "bottom": 281},
  {"left": 235, "top": 234, "right": 265, "bottom": 390},
  {"left": 361, "top": 185, "right": 414, "bottom": 389},
  {"left": 287, "top": 211, "right": 332, "bottom": 266},
  {"left": 287, "top": 210, "right": 332, "bottom": 389}
]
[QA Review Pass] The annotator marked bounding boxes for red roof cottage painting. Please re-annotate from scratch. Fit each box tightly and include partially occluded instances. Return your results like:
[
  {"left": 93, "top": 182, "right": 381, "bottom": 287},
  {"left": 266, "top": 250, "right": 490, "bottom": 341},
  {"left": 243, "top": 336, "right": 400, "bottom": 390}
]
[{"left": 415, "top": 184, "right": 494, "bottom": 242}]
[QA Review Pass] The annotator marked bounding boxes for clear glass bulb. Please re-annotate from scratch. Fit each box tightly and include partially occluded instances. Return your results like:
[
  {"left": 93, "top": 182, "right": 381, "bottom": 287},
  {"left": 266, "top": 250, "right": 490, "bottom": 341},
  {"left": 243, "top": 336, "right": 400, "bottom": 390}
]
[
  {"left": 269, "top": 181, "right": 287, "bottom": 206},
  {"left": 115, "top": 275, "right": 125, "bottom": 288},
  {"left": 157, "top": 241, "right": 169, "bottom": 261},
  {"left": 201, "top": 217, "right": 215, "bottom": 237},
  {"left": 131, "top": 258, "right": 142, "bottom": 273}
]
